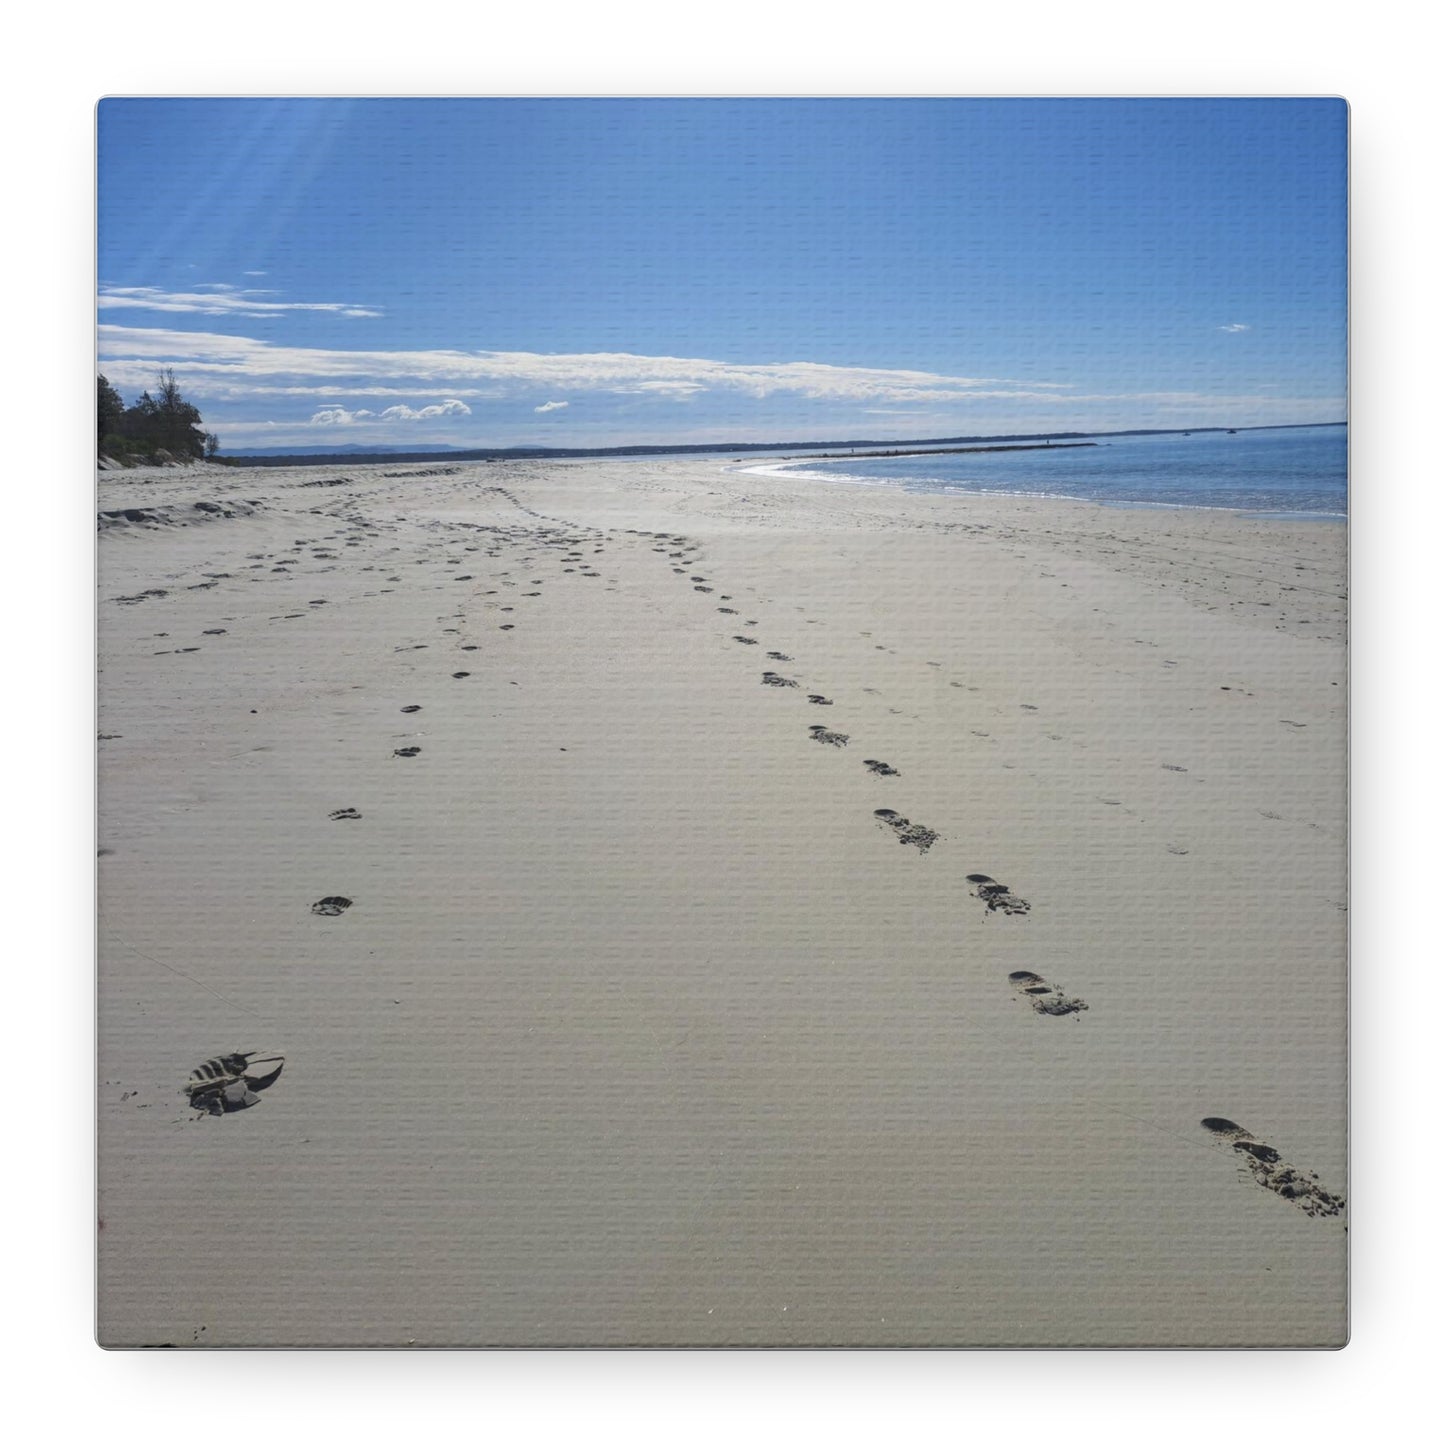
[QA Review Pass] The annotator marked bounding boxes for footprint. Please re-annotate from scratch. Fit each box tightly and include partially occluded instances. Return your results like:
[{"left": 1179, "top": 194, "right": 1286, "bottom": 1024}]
[
  {"left": 452, "top": 671, "right": 470, "bottom": 679},
  {"left": 400, "top": 705, "right": 422, "bottom": 714},
  {"left": 863, "top": 759, "right": 899, "bottom": 776},
  {"left": 733, "top": 636, "right": 758, "bottom": 645},
  {"left": 807, "top": 695, "right": 833, "bottom": 706},
  {"left": 185, "top": 1050, "right": 285, "bottom": 1116},
  {"left": 767, "top": 651, "right": 793, "bottom": 661},
  {"left": 808, "top": 724, "right": 849, "bottom": 747},
  {"left": 761, "top": 672, "right": 799, "bottom": 688},
  {"left": 311, "top": 896, "right": 352, "bottom": 916},
  {"left": 394, "top": 746, "right": 421, "bottom": 758},
  {"left": 1200, "top": 1118, "right": 1345, "bottom": 1218},
  {"left": 1009, "top": 970, "right": 1087, "bottom": 1016},
  {"left": 694, "top": 586, "right": 713, "bottom": 593},
  {"left": 966, "top": 874, "right": 1030, "bottom": 916},
  {"left": 328, "top": 808, "right": 362, "bottom": 821},
  {"left": 873, "top": 808, "right": 939, "bottom": 853},
  {"left": 718, "top": 607, "right": 738, "bottom": 615}
]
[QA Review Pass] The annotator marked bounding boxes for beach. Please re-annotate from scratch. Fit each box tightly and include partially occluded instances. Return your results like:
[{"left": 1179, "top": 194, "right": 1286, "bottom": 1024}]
[{"left": 96, "top": 455, "right": 1347, "bottom": 1347}]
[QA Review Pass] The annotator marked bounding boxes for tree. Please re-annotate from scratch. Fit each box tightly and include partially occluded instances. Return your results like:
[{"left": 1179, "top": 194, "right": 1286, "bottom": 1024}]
[
  {"left": 108, "top": 370, "right": 209, "bottom": 460},
  {"left": 204, "top": 432, "right": 219, "bottom": 459},
  {"left": 97, "top": 375, "right": 125, "bottom": 449},
  {"left": 148, "top": 367, "right": 208, "bottom": 458}
]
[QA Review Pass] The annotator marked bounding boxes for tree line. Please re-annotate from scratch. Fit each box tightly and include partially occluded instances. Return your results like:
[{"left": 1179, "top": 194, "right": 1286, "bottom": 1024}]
[{"left": 99, "top": 369, "right": 217, "bottom": 462}]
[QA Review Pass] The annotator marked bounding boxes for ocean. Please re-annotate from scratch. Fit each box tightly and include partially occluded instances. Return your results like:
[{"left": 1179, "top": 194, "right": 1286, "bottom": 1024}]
[{"left": 740, "top": 424, "right": 1347, "bottom": 518}]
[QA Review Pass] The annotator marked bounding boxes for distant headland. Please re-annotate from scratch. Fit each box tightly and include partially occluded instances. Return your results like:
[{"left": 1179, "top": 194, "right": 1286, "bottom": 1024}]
[{"left": 217, "top": 421, "right": 1343, "bottom": 468}]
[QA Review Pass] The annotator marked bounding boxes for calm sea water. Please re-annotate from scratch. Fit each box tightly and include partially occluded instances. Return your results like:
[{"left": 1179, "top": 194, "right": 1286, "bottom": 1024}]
[{"left": 744, "top": 424, "right": 1346, "bottom": 518}]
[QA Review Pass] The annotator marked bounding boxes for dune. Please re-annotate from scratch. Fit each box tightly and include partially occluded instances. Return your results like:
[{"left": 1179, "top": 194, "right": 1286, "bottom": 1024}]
[{"left": 96, "top": 455, "right": 1346, "bottom": 1347}]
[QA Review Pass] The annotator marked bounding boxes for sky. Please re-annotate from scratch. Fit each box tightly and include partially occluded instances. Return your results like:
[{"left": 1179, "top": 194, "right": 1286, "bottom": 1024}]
[{"left": 97, "top": 98, "right": 1347, "bottom": 451}]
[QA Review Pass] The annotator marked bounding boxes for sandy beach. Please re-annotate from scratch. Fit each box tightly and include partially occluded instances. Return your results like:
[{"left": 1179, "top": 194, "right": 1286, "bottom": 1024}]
[{"left": 96, "top": 455, "right": 1346, "bottom": 1347}]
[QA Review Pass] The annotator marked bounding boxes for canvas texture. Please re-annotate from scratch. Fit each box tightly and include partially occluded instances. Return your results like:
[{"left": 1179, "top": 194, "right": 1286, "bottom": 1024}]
[{"left": 96, "top": 98, "right": 1348, "bottom": 1347}]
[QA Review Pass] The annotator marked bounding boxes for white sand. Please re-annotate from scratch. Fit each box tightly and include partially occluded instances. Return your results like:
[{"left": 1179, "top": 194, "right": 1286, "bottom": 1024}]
[{"left": 97, "top": 456, "right": 1346, "bottom": 1346}]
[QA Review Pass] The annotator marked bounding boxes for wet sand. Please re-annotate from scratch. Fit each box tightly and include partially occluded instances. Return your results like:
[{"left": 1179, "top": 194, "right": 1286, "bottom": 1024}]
[{"left": 97, "top": 455, "right": 1346, "bottom": 1346}]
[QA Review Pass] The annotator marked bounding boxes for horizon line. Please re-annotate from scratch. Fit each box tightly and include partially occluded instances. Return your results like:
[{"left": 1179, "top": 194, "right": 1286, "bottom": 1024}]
[{"left": 218, "top": 420, "right": 1347, "bottom": 463}]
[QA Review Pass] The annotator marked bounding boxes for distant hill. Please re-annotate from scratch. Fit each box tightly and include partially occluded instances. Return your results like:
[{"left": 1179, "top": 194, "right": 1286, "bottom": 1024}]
[
  {"left": 229, "top": 442, "right": 468, "bottom": 457},
  {"left": 219, "top": 422, "right": 1343, "bottom": 468}
]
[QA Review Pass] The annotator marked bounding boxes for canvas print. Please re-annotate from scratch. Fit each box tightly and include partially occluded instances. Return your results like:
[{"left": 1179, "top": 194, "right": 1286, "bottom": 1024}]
[{"left": 96, "top": 98, "right": 1347, "bottom": 1347}]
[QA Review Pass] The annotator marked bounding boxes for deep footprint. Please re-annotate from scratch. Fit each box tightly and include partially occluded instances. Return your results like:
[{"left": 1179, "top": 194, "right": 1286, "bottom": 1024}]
[
  {"left": 1200, "top": 1118, "right": 1345, "bottom": 1218},
  {"left": 311, "top": 896, "right": 352, "bottom": 916},
  {"left": 1009, "top": 970, "right": 1087, "bottom": 1016},
  {"left": 393, "top": 746, "right": 421, "bottom": 758},
  {"left": 761, "top": 672, "right": 799, "bottom": 688},
  {"left": 328, "top": 808, "right": 362, "bottom": 821},
  {"left": 185, "top": 1050, "right": 285, "bottom": 1116},
  {"left": 874, "top": 808, "right": 939, "bottom": 853},
  {"left": 808, "top": 724, "right": 849, "bottom": 747},
  {"left": 863, "top": 759, "right": 899, "bottom": 776},
  {"left": 966, "top": 873, "right": 1030, "bottom": 915}
]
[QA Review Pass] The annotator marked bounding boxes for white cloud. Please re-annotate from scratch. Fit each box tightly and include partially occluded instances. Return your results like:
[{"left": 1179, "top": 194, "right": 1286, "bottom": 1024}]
[
  {"left": 95, "top": 324, "right": 1068, "bottom": 405},
  {"left": 1218, "top": 322, "right": 1252, "bottom": 333},
  {"left": 310, "top": 398, "right": 470, "bottom": 425},
  {"left": 98, "top": 286, "right": 382, "bottom": 319},
  {"left": 534, "top": 400, "right": 569, "bottom": 413},
  {"left": 610, "top": 380, "right": 706, "bottom": 397},
  {"left": 379, "top": 399, "right": 472, "bottom": 420},
  {"left": 97, "top": 323, "right": 1341, "bottom": 441}
]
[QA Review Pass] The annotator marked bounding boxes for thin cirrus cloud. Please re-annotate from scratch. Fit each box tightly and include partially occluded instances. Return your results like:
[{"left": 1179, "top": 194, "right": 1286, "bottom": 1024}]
[
  {"left": 98, "top": 284, "right": 382, "bottom": 320},
  {"left": 311, "top": 399, "right": 472, "bottom": 425},
  {"left": 95, "top": 323, "right": 1072, "bottom": 406},
  {"left": 1218, "top": 322, "right": 1252, "bottom": 333}
]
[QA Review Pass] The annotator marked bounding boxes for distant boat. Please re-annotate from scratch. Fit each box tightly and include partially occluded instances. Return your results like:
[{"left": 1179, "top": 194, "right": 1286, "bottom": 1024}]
[{"left": 1227, "top": 429, "right": 1237, "bottom": 434}]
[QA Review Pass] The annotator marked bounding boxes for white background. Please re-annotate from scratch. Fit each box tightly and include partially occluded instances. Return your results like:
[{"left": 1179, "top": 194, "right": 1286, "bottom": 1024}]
[{"left": 8, "top": 3, "right": 1438, "bottom": 1438}]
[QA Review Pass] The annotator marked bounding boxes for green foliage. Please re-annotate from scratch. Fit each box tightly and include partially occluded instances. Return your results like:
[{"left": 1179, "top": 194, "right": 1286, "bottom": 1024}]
[
  {"left": 98, "top": 369, "right": 213, "bottom": 461},
  {"left": 98, "top": 375, "right": 125, "bottom": 441}
]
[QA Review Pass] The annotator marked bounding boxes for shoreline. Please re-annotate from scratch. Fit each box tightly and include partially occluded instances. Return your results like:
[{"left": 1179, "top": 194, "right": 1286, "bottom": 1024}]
[
  {"left": 773, "top": 441, "right": 1099, "bottom": 462},
  {"left": 97, "top": 455, "right": 1346, "bottom": 1346},
  {"left": 731, "top": 456, "right": 1347, "bottom": 523}
]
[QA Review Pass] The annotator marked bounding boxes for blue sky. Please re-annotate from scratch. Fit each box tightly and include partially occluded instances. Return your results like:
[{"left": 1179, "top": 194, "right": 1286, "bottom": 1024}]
[{"left": 97, "top": 98, "right": 1346, "bottom": 450}]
